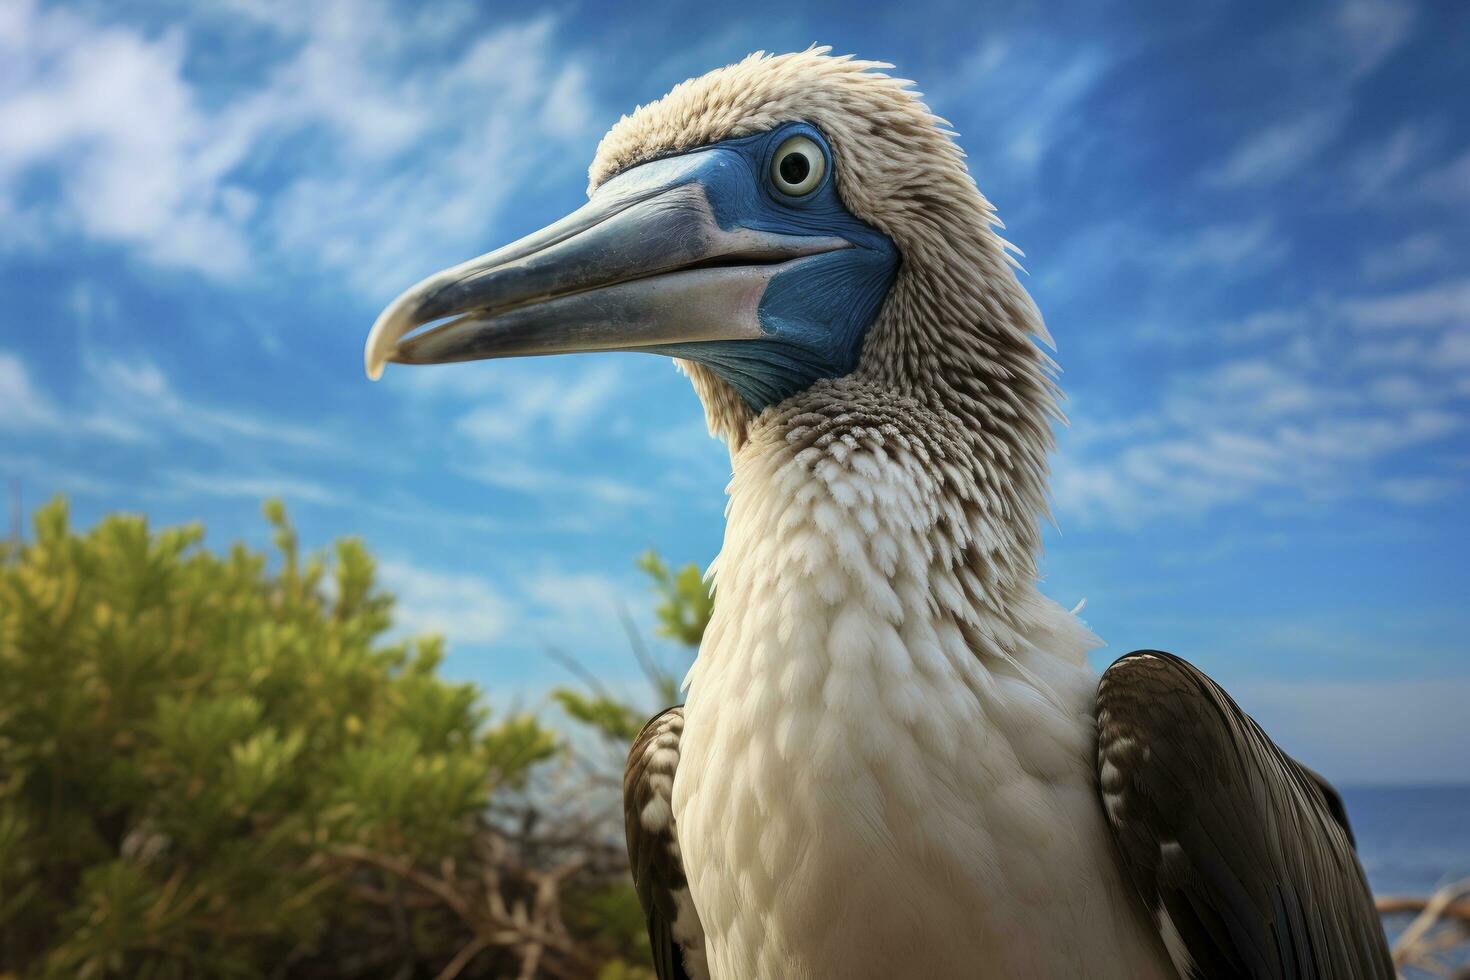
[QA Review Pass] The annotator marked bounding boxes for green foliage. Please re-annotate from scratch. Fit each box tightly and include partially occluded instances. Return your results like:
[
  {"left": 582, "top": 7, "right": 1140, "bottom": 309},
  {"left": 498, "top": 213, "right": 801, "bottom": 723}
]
[
  {"left": 0, "top": 497, "right": 565, "bottom": 978},
  {"left": 550, "top": 691, "right": 647, "bottom": 745},
  {"left": 635, "top": 551, "right": 712, "bottom": 651}
]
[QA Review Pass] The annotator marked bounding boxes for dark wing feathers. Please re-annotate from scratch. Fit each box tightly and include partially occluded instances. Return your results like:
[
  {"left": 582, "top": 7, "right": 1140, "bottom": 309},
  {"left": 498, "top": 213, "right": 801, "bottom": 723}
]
[
  {"left": 624, "top": 706, "right": 705, "bottom": 980},
  {"left": 1097, "top": 650, "right": 1393, "bottom": 980}
]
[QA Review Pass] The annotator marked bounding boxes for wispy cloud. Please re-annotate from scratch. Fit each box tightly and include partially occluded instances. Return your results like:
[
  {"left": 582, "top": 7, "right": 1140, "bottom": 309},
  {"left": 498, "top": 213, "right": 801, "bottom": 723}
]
[
  {"left": 0, "top": 348, "right": 149, "bottom": 442},
  {"left": 514, "top": 566, "right": 675, "bottom": 679},
  {"left": 1206, "top": 107, "right": 1348, "bottom": 188},
  {"left": 0, "top": 351, "right": 58, "bottom": 430},
  {"left": 1331, "top": 0, "right": 1418, "bottom": 79},
  {"left": 255, "top": 11, "right": 597, "bottom": 295},
  {"left": 1360, "top": 231, "right": 1449, "bottom": 281},
  {"left": 1377, "top": 475, "right": 1460, "bottom": 505},
  {"left": 0, "top": 0, "right": 596, "bottom": 290},
  {"left": 162, "top": 469, "right": 342, "bottom": 506},
  {"left": 1056, "top": 400, "right": 1460, "bottom": 525},
  {"left": 522, "top": 568, "right": 643, "bottom": 631},
  {"left": 1221, "top": 308, "right": 1313, "bottom": 342},
  {"left": 1204, "top": 0, "right": 1417, "bottom": 192},
  {"left": 460, "top": 460, "right": 649, "bottom": 509},
  {"left": 375, "top": 558, "right": 650, "bottom": 663},
  {"left": 0, "top": 346, "right": 337, "bottom": 454},
  {"left": 939, "top": 31, "right": 1115, "bottom": 181},
  {"left": 82, "top": 353, "right": 330, "bottom": 450},
  {"left": 378, "top": 558, "right": 515, "bottom": 646},
  {"left": 392, "top": 360, "right": 656, "bottom": 511},
  {"left": 1339, "top": 278, "right": 1470, "bottom": 329},
  {"left": 1166, "top": 217, "right": 1286, "bottom": 271},
  {"left": 1054, "top": 274, "right": 1469, "bottom": 527},
  {"left": 1039, "top": 216, "right": 1288, "bottom": 304},
  {"left": 451, "top": 363, "right": 625, "bottom": 446},
  {"left": 1343, "top": 123, "right": 1441, "bottom": 204},
  {"left": 0, "top": 451, "right": 125, "bottom": 500}
]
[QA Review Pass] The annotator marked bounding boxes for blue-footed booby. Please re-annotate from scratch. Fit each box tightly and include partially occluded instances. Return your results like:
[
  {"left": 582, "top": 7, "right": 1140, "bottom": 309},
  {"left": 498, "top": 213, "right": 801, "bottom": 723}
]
[{"left": 365, "top": 48, "right": 1392, "bottom": 980}]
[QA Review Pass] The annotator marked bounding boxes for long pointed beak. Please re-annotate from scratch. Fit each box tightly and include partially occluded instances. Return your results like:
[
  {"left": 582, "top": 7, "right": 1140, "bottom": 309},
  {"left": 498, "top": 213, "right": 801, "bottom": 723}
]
[{"left": 364, "top": 155, "right": 851, "bottom": 380}]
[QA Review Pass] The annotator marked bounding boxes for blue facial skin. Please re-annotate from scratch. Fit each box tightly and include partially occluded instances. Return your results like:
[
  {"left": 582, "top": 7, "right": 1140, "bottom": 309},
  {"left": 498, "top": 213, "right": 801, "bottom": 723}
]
[{"left": 639, "top": 124, "right": 900, "bottom": 412}]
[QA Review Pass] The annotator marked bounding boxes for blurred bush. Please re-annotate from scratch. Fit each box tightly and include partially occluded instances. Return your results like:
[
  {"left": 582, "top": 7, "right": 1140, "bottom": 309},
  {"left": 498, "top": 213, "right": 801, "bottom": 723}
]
[{"left": 0, "top": 497, "right": 669, "bottom": 979}]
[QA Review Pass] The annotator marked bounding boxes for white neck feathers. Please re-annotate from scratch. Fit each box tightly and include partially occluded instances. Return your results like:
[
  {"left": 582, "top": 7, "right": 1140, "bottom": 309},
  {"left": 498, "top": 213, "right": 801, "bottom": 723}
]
[{"left": 688, "top": 381, "right": 1097, "bottom": 745}]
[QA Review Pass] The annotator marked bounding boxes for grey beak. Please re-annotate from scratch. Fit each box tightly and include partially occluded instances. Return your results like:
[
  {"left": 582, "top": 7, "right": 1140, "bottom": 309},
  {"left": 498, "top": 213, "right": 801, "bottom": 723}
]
[{"left": 364, "top": 156, "right": 850, "bottom": 380}]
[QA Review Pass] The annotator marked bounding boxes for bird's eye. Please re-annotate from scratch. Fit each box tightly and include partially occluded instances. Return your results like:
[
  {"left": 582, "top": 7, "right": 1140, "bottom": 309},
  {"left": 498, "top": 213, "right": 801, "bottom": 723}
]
[{"left": 770, "top": 135, "right": 826, "bottom": 196}]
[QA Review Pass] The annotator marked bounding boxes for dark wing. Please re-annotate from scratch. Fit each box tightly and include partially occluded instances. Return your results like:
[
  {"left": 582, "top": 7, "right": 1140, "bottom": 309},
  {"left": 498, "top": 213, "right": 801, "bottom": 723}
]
[
  {"left": 1096, "top": 650, "right": 1393, "bottom": 980},
  {"left": 624, "top": 706, "right": 706, "bottom": 980}
]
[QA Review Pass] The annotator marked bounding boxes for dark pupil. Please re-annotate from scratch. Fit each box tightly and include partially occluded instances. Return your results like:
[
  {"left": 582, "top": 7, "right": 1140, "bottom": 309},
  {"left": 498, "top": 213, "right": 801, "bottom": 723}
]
[{"left": 779, "top": 152, "right": 811, "bottom": 186}]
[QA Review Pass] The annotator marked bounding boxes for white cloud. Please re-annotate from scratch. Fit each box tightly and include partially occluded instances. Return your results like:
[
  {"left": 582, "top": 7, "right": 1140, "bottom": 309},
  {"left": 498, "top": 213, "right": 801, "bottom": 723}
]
[
  {"left": 162, "top": 469, "right": 342, "bottom": 506},
  {"left": 376, "top": 559, "right": 659, "bottom": 669},
  {"left": 1058, "top": 274, "right": 1470, "bottom": 528},
  {"left": 1360, "top": 231, "right": 1448, "bottom": 281},
  {"left": 1332, "top": 0, "right": 1418, "bottom": 79},
  {"left": 0, "top": 1, "right": 251, "bottom": 275},
  {"left": 1275, "top": 410, "right": 1458, "bottom": 461},
  {"left": 1167, "top": 218, "right": 1286, "bottom": 271},
  {"left": 523, "top": 568, "right": 639, "bottom": 625},
  {"left": 1222, "top": 307, "right": 1313, "bottom": 342},
  {"left": 1054, "top": 306, "right": 1468, "bottom": 527},
  {"left": 1377, "top": 476, "right": 1460, "bottom": 505},
  {"left": 1436, "top": 327, "right": 1470, "bottom": 366},
  {"left": 378, "top": 558, "right": 514, "bottom": 645},
  {"left": 0, "top": 0, "right": 596, "bottom": 289},
  {"left": 1367, "top": 374, "right": 1435, "bottom": 407},
  {"left": 1039, "top": 216, "right": 1289, "bottom": 305},
  {"left": 1057, "top": 406, "right": 1461, "bottom": 524},
  {"left": 940, "top": 33, "right": 1114, "bottom": 179},
  {"left": 1350, "top": 336, "right": 1427, "bottom": 367},
  {"left": 0, "top": 451, "right": 124, "bottom": 499},
  {"left": 1046, "top": 278, "right": 1470, "bottom": 527},
  {"left": 460, "top": 459, "right": 648, "bottom": 508},
  {"left": 1054, "top": 430, "right": 1282, "bottom": 525},
  {"left": 0, "top": 348, "right": 151, "bottom": 442},
  {"left": 1206, "top": 107, "right": 1347, "bottom": 188},
  {"left": 82, "top": 353, "right": 329, "bottom": 450},
  {"left": 0, "top": 351, "right": 58, "bottom": 430},
  {"left": 1343, "top": 123, "right": 1438, "bottom": 204},
  {"left": 400, "top": 360, "right": 659, "bottom": 511},
  {"left": 1339, "top": 279, "right": 1470, "bottom": 330},
  {"left": 514, "top": 567, "right": 673, "bottom": 680},
  {"left": 452, "top": 363, "right": 625, "bottom": 446},
  {"left": 258, "top": 13, "right": 597, "bottom": 295},
  {"left": 1205, "top": 1, "right": 1416, "bottom": 194},
  {"left": 0, "top": 343, "right": 344, "bottom": 454},
  {"left": 1002, "top": 51, "right": 1110, "bottom": 169}
]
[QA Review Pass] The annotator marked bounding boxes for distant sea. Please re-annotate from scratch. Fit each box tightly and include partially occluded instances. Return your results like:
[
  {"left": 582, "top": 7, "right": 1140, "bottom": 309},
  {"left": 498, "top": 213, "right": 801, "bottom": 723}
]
[
  {"left": 1343, "top": 785, "right": 1470, "bottom": 896},
  {"left": 1342, "top": 785, "right": 1470, "bottom": 972}
]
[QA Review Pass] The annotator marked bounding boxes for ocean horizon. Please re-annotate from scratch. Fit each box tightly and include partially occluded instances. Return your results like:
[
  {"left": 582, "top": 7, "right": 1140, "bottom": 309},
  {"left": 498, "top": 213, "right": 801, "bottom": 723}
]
[
  {"left": 1342, "top": 784, "right": 1470, "bottom": 897},
  {"left": 1341, "top": 784, "right": 1470, "bottom": 972}
]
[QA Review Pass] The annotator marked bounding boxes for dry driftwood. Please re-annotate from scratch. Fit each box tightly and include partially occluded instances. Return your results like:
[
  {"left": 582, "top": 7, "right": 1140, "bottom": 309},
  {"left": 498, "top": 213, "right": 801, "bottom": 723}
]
[{"left": 1380, "top": 877, "right": 1470, "bottom": 978}]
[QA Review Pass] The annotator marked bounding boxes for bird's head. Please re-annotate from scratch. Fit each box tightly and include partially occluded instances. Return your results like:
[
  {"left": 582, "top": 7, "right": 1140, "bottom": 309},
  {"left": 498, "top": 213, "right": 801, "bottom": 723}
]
[{"left": 366, "top": 48, "right": 1054, "bottom": 453}]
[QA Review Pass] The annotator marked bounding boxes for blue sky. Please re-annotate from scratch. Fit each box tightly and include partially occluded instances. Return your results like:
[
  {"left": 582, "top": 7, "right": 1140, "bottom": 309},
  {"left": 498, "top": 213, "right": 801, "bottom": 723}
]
[{"left": 2, "top": 0, "right": 1467, "bottom": 782}]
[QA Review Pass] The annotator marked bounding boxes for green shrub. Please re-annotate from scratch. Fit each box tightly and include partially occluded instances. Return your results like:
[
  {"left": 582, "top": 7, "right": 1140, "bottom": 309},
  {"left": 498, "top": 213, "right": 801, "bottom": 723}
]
[{"left": 0, "top": 497, "right": 636, "bottom": 979}]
